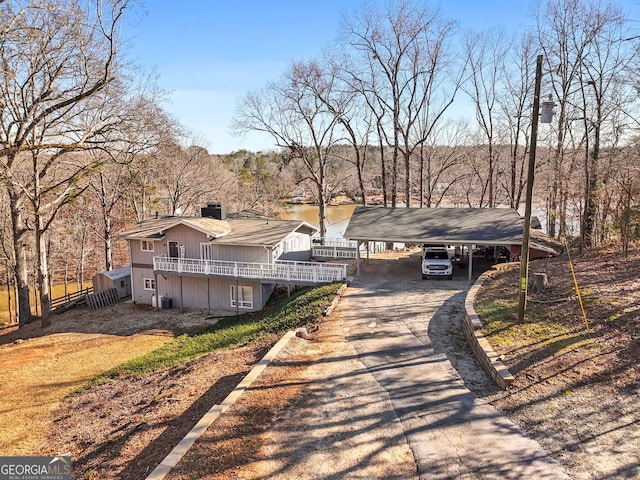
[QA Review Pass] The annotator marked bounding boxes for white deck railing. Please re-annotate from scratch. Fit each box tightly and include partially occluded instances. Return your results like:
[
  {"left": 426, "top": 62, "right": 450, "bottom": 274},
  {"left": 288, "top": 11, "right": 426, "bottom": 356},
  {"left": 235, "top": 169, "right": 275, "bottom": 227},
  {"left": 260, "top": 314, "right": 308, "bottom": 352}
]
[
  {"left": 312, "top": 238, "right": 359, "bottom": 259},
  {"left": 312, "top": 246, "right": 358, "bottom": 259},
  {"left": 153, "top": 256, "right": 347, "bottom": 284}
]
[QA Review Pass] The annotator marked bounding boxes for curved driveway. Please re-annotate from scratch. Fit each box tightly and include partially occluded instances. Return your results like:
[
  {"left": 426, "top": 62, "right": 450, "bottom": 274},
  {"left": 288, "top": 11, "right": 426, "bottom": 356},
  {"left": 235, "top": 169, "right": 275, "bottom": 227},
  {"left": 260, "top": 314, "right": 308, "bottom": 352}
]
[{"left": 339, "top": 250, "right": 568, "bottom": 479}]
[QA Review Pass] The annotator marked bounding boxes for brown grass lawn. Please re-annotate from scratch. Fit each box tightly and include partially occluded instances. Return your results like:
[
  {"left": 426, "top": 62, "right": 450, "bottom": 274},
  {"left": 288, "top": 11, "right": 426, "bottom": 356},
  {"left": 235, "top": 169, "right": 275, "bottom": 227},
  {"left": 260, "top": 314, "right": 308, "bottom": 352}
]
[
  {"left": 0, "top": 331, "right": 171, "bottom": 455},
  {"left": 0, "top": 302, "right": 219, "bottom": 456}
]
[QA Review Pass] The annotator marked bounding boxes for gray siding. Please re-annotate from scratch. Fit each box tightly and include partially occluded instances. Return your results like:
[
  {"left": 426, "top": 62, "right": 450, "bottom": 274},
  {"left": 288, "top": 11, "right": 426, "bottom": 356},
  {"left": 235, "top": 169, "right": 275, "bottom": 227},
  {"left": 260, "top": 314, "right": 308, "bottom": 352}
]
[
  {"left": 275, "top": 231, "right": 313, "bottom": 261},
  {"left": 128, "top": 222, "right": 314, "bottom": 312},
  {"left": 132, "top": 265, "right": 155, "bottom": 305},
  {"left": 153, "top": 275, "right": 265, "bottom": 313},
  {"left": 130, "top": 239, "right": 157, "bottom": 265},
  {"left": 212, "top": 244, "right": 270, "bottom": 263}
]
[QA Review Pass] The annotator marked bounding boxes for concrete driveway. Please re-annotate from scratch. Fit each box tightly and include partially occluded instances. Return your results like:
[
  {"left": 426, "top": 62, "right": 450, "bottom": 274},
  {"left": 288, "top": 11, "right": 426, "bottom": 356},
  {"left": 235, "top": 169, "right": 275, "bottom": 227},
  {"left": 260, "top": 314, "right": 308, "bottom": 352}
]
[
  {"left": 338, "top": 249, "right": 569, "bottom": 479},
  {"left": 167, "top": 249, "right": 571, "bottom": 479}
]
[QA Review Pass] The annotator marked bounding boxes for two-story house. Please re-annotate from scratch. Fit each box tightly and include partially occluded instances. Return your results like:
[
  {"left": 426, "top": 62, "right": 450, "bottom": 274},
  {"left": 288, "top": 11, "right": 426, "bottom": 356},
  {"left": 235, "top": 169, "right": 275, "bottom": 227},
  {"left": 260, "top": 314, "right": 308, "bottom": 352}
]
[{"left": 118, "top": 204, "right": 347, "bottom": 313}]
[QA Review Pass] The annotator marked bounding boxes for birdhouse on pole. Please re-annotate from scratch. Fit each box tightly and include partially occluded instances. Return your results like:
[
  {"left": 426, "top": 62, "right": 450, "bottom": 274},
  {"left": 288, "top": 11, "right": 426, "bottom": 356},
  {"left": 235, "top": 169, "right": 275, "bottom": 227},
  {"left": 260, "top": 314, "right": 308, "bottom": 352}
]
[{"left": 540, "top": 95, "right": 555, "bottom": 123}]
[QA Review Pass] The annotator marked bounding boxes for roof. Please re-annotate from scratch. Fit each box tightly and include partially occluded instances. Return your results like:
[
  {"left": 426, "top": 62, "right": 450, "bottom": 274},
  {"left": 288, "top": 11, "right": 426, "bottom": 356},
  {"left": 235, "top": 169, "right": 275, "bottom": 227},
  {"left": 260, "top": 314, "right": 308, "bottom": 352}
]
[
  {"left": 530, "top": 229, "right": 563, "bottom": 256},
  {"left": 118, "top": 217, "right": 231, "bottom": 240},
  {"left": 344, "top": 206, "right": 524, "bottom": 245},
  {"left": 216, "top": 219, "right": 317, "bottom": 247},
  {"left": 95, "top": 266, "right": 131, "bottom": 280},
  {"left": 118, "top": 216, "right": 318, "bottom": 248}
]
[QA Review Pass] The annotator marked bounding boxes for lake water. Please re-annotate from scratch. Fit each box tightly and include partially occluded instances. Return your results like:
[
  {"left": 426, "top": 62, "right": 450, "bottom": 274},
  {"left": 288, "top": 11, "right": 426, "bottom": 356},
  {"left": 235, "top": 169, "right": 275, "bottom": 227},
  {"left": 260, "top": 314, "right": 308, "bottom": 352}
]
[
  {"left": 279, "top": 204, "right": 357, "bottom": 239},
  {"left": 279, "top": 203, "right": 403, "bottom": 250}
]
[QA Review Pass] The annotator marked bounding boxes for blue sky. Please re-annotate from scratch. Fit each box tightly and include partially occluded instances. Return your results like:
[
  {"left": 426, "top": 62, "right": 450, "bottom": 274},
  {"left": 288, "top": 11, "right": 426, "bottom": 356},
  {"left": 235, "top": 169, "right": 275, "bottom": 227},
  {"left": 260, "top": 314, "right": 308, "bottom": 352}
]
[{"left": 126, "top": 0, "right": 635, "bottom": 154}]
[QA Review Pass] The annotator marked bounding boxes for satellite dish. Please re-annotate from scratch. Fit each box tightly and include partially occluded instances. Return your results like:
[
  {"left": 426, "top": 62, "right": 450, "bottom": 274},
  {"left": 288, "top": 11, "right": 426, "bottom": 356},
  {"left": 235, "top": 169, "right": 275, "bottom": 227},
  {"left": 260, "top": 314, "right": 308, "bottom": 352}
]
[{"left": 175, "top": 207, "right": 183, "bottom": 216}]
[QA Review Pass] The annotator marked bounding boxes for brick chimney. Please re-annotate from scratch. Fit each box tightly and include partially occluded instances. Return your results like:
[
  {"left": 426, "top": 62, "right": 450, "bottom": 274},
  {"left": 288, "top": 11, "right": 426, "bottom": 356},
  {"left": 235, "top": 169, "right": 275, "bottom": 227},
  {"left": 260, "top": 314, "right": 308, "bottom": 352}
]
[{"left": 201, "top": 202, "right": 227, "bottom": 220}]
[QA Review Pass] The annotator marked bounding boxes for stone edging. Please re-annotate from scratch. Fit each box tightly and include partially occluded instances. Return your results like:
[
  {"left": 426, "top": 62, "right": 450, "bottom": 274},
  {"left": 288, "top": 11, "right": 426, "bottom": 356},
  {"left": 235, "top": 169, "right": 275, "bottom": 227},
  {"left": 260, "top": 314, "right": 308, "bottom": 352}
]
[
  {"left": 324, "top": 283, "right": 348, "bottom": 316},
  {"left": 145, "top": 282, "right": 349, "bottom": 480},
  {"left": 462, "top": 266, "right": 515, "bottom": 389}
]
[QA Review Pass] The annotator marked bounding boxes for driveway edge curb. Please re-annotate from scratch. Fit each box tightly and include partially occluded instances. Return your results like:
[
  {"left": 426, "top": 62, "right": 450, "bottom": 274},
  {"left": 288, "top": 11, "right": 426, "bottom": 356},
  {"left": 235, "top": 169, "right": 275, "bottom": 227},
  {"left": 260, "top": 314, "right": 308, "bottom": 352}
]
[
  {"left": 463, "top": 265, "right": 515, "bottom": 389},
  {"left": 145, "top": 330, "right": 297, "bottom": 480}
]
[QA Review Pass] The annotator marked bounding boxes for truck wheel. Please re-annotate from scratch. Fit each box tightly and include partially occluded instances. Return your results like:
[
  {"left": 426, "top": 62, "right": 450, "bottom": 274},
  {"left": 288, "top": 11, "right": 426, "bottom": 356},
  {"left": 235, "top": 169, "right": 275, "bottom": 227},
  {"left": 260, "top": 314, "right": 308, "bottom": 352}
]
[
  {"left": 448, "top": 275, "right": 453, "bottom": 280},
  {"left": 422, "top": 274, "right": 427, "bottom": 280}
]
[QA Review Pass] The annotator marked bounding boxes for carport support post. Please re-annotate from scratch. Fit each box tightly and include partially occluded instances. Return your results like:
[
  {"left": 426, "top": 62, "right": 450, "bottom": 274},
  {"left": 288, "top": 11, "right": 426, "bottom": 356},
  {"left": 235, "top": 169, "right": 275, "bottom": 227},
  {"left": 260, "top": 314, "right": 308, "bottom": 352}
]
[{"left": 517, "top": 54, "right": 543, "bottom": 323}]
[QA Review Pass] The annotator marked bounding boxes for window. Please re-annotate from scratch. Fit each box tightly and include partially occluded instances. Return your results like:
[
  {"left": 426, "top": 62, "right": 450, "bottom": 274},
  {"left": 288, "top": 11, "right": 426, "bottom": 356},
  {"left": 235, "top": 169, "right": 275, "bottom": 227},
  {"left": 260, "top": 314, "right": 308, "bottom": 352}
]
[
  {"left": 230, "top": 285, "right": 253, "bottom": 309},
  {"left": 144, "top": 278, "right": 155, "bottom": 290},
  {"left": 141, "top": 240, "right": 154, "bottom": 252}
]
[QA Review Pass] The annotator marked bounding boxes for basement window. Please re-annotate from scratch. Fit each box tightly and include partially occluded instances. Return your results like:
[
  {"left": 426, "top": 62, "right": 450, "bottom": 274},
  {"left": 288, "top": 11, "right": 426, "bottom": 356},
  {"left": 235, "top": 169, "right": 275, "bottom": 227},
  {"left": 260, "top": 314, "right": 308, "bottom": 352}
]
[{"left": 230, "top": 285, "right": 253, "bottom": 309}]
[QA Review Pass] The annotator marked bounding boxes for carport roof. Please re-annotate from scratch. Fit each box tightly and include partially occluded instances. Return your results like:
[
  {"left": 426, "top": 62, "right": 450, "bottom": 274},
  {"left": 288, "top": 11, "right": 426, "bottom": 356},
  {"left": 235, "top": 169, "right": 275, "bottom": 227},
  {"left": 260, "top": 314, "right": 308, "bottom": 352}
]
[{"left": 343, "top": 206, "right": 524, "bottom": 245}]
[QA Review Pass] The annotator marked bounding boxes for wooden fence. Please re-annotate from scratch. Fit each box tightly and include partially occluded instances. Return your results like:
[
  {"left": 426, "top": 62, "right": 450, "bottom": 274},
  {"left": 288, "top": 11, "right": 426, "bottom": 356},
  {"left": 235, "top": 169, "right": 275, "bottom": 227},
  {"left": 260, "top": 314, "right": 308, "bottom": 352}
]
[
  {"left": 86, "top": 288, "right": 119, "bottom": 309},
  {"left": 50, "top": 287, "right": 94, "bottom": 312},
  {"left": 50, "top": 286, "right": 120, "bottom": 312}
]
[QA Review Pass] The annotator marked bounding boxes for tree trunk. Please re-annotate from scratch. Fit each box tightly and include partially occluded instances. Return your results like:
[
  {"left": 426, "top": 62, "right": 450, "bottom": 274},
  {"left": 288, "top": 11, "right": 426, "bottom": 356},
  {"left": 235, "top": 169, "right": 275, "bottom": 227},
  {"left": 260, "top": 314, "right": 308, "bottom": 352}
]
[
  {"left": 404, "top": 150, "right": 411, "bottom": 208},
  {"left": 582, "top": 123, "right": 600, "bottom": 250},
  {"left": 5, "top": 265, "right": 14, "bottom": 324},
  {"left": 356, "top": 149, "right": 366, "bottom": 206},
  {"left": 35, "top": 223, "right": 52, "bottom": 325},
  {"left": 377, "top": 125, "right": 388, "bottom": 207},
  {"left": 391, "top": 149, "right": 398, "bottom": 207},
  {"left": 317, "top": 183, "right": 327, "bottom": 239},
  {"left": 104, "top": 214, "right": 113, "bottom": 271},
  {"left": 529, "top": 272, "right": 549, "bottom": 293},
  {"left": 9, "top": 188, "right": 33, "bottom": 327}
]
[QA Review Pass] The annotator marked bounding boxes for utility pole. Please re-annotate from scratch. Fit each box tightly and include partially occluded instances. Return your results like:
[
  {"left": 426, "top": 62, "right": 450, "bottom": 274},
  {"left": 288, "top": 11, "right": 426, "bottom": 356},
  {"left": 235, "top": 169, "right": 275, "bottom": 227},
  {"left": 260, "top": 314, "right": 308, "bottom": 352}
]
[{"left": 517, "top": 54, "right": 544, "bottom": 323}]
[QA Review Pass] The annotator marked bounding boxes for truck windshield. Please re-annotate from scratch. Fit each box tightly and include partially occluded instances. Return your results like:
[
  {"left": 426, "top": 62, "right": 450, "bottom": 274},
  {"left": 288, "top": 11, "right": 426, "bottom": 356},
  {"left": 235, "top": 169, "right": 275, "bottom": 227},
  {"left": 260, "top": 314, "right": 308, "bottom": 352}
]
[{"left": 425, "top": 251, "right": 448, "bottom": 259}]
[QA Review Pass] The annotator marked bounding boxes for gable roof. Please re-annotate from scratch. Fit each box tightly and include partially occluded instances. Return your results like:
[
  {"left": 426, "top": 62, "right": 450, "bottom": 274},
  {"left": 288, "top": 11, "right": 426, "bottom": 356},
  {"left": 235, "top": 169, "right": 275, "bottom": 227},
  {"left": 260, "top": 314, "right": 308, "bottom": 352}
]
[
  {"left": 344, "top": 206, "right": 524, "bottom": 245},
  {"left": 215, "top": 219, "right": 317, "bottom": 247},
  {"left": 118, "top": 216, "right": 318, "bottom": 248},
  {"left": 118, "top": 216, "right": 231, "bottom": 240}
]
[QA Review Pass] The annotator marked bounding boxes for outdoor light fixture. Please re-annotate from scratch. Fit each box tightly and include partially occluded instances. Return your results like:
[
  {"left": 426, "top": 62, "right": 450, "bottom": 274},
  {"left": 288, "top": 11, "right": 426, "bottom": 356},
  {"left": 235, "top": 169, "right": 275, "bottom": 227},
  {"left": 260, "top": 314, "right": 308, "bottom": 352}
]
[{"left": 540, "top": 95, "right": 556, "bottom": 124}]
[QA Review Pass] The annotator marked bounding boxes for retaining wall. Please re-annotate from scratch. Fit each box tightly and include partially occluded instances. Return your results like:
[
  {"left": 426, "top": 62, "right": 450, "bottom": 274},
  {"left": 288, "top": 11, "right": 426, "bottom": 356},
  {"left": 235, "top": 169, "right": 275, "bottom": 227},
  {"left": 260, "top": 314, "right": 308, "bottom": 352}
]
[{"left": 463, "top": 266, "right": 515, "bottom": 389}]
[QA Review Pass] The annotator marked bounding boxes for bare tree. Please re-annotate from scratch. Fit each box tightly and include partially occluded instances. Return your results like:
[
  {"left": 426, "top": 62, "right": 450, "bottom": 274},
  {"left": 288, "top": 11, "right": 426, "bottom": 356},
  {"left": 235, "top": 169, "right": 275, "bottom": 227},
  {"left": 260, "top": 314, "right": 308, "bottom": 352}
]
[
  {"left": 317, "top": 52, "right": 375, "bottom": 206},
  {"left": 498, "top": 33, "right": 536, "bottom": 209},
  {"left": 233, "top": 62, "right": 344, "bottom": 237},
  {"left": 463, "top": 28, "right": 510, "bottom": 207},
  {"left": 0, "top": 0, "right": 130, "bottom": 325},
  {"left": 153, "top": 140, "right": 212, "bottom": 216},
  {"left": 90, "top": 88, "right": 177, "bottom": 267},
  {"left": 573, "top": 3, "right": 634, "bottom": 248},
  {"left": 341, "top": 0, "right": 459, "bottom": 207},
  {"left": 417, "top": 120, "right": 469, "bottom": 207}
]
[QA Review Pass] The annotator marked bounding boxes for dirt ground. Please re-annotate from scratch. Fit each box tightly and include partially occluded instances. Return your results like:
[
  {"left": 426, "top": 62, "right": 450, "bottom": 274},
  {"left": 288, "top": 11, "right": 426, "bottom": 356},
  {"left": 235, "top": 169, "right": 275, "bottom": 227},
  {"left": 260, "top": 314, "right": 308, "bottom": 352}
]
[
  {"left": 0, "top": 303, "right": 238, "bottom": 458},
  {"left": 0, "top": 247, "right": 638, "bottom": 479},
  {"left": 474, "top": 247, "right": 640, "bottom": 480}
]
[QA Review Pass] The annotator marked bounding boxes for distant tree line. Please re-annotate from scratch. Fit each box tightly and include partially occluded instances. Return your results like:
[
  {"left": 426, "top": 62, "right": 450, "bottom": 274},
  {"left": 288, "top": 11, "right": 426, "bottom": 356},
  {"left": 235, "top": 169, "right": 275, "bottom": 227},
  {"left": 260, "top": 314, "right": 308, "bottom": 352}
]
[
  {"left": 233, "top": 0, "right": 640, "bottom": 249},
  {"left": 1, "top": 0, "right": 639, "bottom": 327}
]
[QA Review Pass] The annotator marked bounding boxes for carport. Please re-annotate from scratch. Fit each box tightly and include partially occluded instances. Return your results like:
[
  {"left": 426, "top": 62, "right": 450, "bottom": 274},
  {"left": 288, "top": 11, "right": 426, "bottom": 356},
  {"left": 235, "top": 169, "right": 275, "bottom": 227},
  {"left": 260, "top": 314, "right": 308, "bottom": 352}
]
[{"left": 343, "top": 206, "right": 525, "bottom": 281}]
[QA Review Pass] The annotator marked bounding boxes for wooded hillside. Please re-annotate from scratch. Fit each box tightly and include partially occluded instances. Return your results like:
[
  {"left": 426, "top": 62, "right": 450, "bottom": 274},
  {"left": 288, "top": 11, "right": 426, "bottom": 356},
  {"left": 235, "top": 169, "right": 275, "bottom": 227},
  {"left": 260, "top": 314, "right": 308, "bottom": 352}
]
[{"left": 1, "top": 0, "right": 639, "bottom": 326}]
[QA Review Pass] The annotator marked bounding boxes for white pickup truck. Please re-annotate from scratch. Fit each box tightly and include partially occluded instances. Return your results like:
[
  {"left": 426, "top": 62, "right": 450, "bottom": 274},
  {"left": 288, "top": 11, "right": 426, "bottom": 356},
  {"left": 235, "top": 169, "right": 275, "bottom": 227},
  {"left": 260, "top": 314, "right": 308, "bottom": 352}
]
[{"left": 421, "top": 245, "right": 453, "bottom": 280}]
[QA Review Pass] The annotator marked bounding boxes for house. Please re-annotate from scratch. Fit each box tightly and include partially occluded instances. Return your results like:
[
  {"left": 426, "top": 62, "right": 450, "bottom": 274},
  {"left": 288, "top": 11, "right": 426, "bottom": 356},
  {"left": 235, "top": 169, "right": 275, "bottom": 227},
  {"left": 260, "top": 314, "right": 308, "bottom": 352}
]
[
  {"left": 92, "top": 266, "right": 131, "bottom": 299},
  {"left": 118, "top": 204, "right": 347, "bottom": 313}
]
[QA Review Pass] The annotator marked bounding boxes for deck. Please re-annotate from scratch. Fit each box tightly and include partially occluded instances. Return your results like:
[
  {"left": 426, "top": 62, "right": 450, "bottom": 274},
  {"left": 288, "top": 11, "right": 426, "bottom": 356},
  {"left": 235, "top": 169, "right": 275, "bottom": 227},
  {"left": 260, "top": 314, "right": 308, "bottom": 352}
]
[
  {"left": 153, "top": 256, "right": 347, "bottom": 284},
  {"left": 312, "top": 238, "right": 359, "bottom": 259}
]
